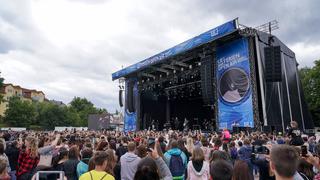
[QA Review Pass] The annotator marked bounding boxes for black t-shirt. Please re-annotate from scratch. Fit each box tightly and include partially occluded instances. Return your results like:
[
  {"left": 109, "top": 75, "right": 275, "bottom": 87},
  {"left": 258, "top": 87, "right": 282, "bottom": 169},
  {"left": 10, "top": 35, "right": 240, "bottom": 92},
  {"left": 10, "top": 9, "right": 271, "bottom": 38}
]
[
  {"left": 288, "top": 128, "right": 304, "bottom": 146},
  {"left": 116, "top": 145, "right": 128, "bottom": 160}
]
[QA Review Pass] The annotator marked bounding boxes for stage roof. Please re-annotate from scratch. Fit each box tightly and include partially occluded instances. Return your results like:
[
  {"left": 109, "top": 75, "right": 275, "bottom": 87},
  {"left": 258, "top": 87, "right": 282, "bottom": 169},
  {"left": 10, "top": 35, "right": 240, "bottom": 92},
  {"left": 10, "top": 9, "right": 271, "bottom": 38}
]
[{"left": 112, "top": 19, "right": 239, "bottom": 80}]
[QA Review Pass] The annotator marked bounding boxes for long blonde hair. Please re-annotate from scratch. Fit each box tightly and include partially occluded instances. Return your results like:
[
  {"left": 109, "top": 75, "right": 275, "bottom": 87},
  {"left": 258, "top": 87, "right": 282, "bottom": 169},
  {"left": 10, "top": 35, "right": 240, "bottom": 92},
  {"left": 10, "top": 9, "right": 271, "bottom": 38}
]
[
  {"left": 26, "top": 136, "right": 38, "bottom": 158},
  {"left": 186, "top": 137, "right": 194, "bottom": 154}
]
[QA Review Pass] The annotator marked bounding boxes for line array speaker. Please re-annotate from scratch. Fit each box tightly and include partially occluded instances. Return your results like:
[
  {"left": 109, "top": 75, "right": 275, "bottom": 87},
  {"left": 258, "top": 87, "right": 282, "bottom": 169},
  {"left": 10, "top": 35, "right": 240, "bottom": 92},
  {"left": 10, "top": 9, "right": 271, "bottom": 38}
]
[
  {"left": 264, "top": 46, "right": 282, "bottom": 82},
  {"left": 200, "top": 55, "right": 215, "bottom": 105},
  {"left": 126, "top": 81, "right": 135, "bottom": 112}
]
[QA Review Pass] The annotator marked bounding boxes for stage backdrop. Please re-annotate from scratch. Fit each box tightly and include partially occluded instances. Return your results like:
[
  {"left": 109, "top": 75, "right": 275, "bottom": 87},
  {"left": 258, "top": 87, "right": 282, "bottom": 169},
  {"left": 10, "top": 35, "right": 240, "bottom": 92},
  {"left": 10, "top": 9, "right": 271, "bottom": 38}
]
[{"left": 216, "top": 37, "right": 254, "bottom": 130}]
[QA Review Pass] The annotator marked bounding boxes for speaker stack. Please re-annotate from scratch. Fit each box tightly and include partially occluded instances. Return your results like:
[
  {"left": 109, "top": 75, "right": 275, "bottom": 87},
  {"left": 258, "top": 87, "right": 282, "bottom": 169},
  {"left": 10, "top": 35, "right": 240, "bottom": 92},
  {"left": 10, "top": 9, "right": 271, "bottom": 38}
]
[
  {"left": 200, "top": 55, "right": 215, "bottom": 105},
  {"left": 264, "top": 46, "right": 282, "bottom": 82},
  {"left": 126, "top": 81, "right": 135, "bottom": 112}
]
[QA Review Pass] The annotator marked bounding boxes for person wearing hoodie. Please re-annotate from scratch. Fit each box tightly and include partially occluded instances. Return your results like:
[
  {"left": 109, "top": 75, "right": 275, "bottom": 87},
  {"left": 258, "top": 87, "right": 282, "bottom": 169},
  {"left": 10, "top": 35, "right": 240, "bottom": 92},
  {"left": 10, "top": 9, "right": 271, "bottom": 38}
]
[
  {"left": 187, "top": 147, "right": 210, "bottom": 180},
  {"left": 164, "top": 140, "right": 187, "bottom": 180},
  {"left": 238, "top": 138, "right": 253, "bottom": 175},
  {"left": 120, "top": 142, "right": 141, "bottom": 180},
  {"left": 77, "top": 148, "right": 93, "bottom": 178}
]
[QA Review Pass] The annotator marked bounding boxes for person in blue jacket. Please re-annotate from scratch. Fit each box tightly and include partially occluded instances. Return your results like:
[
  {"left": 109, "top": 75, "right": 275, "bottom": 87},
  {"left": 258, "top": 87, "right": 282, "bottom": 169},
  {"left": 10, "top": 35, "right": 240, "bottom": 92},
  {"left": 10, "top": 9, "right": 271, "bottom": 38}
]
[
  {"left": 238, "top": 138, "right": 253, "bottom": 177},
  {"left": 164, "top": 140, "right": 187, "bottom": 180}
]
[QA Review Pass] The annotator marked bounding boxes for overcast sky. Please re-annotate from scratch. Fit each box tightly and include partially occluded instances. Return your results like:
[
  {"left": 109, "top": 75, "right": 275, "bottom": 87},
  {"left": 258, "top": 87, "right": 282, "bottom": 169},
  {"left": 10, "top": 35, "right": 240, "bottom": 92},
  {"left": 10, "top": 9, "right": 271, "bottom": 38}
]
[{"left": 0, "top": 0, "right": 319, "bottom": 112}]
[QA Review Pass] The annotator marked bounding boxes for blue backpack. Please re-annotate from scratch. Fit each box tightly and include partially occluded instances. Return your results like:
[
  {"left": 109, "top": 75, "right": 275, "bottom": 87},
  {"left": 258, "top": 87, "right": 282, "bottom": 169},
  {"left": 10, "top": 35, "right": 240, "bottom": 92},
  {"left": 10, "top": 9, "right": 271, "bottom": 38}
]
[{"left": 169, "top": 153, "right": 185, "bottom": 177}]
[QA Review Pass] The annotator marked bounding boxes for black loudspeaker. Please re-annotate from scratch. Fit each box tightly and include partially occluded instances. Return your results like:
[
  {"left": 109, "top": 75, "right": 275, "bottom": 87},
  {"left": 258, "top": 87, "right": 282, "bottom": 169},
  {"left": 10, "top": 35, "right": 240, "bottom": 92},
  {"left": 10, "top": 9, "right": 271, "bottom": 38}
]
[
  {"left": 200, "top": 56, "right": 215, "bottom": 105},
  {"left": 126, "top": 82, "right": 135, "bottom": 112},
  {"left": 119, "top": 90, "right": 124, "bottom": 107},
  {"left": 264, "top": 46, "right": 282, "bottom": 82}
]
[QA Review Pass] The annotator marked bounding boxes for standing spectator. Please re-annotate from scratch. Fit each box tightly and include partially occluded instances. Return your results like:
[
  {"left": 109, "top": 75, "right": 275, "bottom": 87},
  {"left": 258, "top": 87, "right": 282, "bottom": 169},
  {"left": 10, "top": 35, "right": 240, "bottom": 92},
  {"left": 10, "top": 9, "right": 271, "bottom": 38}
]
[
  {"left": 187, "top": 147, "right": 210, "bottom": 180},
  {"left": 5, "top": 141, "right": 19, "bottom": 180},
  {"left": 63, "top": 146, "right": 79, "bottom": 180},
  {"left": 77, "top": 148, "right": 93, "bottom": 178},
  {"left": 238, "top": 138, "right": 253, "bottom": 174},
  {"left": 79, "top": 151, "right": 115, "bottom": 180},
  {"left": 136, "top": 144, "right": 147, "bottom": 159},
  {"left": 200, "top": 138, "right": 211, "bottom": 162},
  {"left": 134, "top": 143, "right": 172, "bottom": 180},
  {"left": 116, "top": 137, "right": 128, "bottom": 160},
  {"left": 17, "top": 136, "right": 39, "bottom": 180},
  {"left": 37, "top": 134, "right": 60, "bottom": 170},
  {"left": 105, "top": 149, "right": 117, "bottom": 177},
  {"left": 270, "top": 145, "right": 303, "bottom": 180},
  {"left": 232, "top": 160, "right": 253, "bottom": 180},
  {"left": 221, "top": 128, "right": 231, "bottom": 152},
  {"left": 229, "top": 141, "right": 238, "bottom": 163},
  {"left": 158, "top": 136, "right": 167, "bottom": 154},
  {"left": 178, "top": 139, "right": 191, "bottom": 163},
  {"left": 287, "top": 121, "right": 304, "bottom": 146},
  {"left": 164, "top": 140, "right": 187, "bottom": 180},
  {"left": 210, "top": 160, "right": 233, "bottom": 180},
  {"left": 120, "top": 142, "right": 141, "bottom": 180},
  {"left": 50, "top": 147, "right": 68, "bottom": 180},
  {"left": 0, "top": 158, "right": 10, "bottom": 180},
  {"left": 0, "top": 143, "right": 10, "bottom": 173},
  {"left": 186, "top": 138, "right": 194, "bottom": 155}
]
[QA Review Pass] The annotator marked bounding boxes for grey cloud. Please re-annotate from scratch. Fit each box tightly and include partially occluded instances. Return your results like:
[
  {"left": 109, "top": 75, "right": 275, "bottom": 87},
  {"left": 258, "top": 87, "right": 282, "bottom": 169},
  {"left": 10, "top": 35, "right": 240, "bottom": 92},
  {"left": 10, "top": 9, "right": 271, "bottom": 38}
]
[{"left": 0, "top": 0, "right": 319, "bottom": 112}]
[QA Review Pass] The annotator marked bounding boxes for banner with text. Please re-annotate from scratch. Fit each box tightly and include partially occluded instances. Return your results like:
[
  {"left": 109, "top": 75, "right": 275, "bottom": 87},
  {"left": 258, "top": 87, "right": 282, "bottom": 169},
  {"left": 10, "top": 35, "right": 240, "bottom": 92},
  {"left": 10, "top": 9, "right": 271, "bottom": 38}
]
[{"left": 216, "top": 37, "right": 254, "bottom": 130}]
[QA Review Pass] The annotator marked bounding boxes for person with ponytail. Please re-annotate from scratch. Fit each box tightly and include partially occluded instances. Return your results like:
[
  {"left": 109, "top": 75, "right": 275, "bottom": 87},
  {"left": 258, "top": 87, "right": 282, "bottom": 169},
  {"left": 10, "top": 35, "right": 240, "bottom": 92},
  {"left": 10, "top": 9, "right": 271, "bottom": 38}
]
[{"left": 17, "top": 136, "right": 39, "bottom": 180}]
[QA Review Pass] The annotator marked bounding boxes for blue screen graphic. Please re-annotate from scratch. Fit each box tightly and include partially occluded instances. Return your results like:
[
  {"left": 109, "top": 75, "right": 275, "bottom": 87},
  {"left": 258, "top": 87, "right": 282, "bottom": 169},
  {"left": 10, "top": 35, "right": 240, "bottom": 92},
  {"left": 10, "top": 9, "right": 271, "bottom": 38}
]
[{"left": 216, "top": 38, "right": 254, "bottom": 130}]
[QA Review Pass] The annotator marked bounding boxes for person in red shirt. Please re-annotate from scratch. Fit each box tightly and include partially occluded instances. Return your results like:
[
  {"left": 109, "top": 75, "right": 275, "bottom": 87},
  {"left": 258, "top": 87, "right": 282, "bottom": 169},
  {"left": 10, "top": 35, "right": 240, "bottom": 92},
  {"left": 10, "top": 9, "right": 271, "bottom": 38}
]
[{"left": 17, "top": 136, "right": 39, "bottom": 180}]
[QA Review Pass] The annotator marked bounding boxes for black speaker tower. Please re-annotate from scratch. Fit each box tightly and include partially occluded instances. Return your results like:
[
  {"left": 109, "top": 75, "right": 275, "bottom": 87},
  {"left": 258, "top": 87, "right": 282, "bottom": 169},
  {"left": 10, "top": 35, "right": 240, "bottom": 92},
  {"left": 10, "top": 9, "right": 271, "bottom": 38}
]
[
  {"left": 200, "top": 56, "right": 215, "bottom": 105},
  {"left": 264, "top": 46, "right": 282, "bottom": 82}
]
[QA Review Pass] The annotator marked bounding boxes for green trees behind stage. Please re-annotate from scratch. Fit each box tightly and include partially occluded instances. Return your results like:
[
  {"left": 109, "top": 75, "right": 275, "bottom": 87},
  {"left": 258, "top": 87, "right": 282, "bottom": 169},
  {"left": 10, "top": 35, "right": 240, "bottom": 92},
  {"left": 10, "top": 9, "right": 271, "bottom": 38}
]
[
  {"left": 299, "top": 60, "right": 320, "bottom": 126},
  {"left": 3, "top": 96, "right": 107, "bottom": 130}
]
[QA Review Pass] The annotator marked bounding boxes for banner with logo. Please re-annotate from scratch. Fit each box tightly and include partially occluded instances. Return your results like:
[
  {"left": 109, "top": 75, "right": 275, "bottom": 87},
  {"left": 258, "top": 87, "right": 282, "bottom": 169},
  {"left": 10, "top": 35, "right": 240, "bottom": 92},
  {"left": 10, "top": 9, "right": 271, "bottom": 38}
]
[{"left": 216, "top": 37, "right": 254, "bottom": 130}]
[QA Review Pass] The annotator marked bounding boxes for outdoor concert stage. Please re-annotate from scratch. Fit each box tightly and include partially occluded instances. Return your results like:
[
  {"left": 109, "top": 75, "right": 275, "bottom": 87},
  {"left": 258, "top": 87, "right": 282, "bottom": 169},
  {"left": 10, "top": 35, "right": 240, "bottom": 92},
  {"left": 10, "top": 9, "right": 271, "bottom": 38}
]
[{"left": 112, "top": 19, "right": 314, "bottom": 132}]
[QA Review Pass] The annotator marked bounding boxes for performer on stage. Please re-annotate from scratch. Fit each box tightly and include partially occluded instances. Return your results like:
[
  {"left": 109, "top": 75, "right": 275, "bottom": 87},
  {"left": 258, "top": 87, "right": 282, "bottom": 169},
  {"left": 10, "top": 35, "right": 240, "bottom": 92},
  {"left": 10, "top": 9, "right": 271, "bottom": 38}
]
[{"left": 183, "top": 118, "right": 189, "bottom": 131}]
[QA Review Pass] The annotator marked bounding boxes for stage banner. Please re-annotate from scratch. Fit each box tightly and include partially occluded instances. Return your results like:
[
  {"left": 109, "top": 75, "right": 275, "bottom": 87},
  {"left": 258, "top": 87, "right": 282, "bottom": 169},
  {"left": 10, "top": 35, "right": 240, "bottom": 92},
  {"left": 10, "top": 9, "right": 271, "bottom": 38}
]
[
  {"left": 112, "top": 19, "right": 237, "bottom": 80},
  {"left": 124, "top": 80, "right": 137, "bottom": 132},
  {"left": 216, "top": 37, "right": 254, "bottom": 130}
]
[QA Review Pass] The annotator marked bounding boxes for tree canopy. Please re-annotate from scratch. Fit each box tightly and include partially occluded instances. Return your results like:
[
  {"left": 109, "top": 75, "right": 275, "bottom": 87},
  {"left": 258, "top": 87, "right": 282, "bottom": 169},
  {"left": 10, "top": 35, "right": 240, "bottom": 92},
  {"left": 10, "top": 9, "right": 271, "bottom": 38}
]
[
  {"left": 299, "top": 60, "right": 320, "bottom": 126},
  {"left": 2, "top": 96, "right": 106, "bottom": 129}
]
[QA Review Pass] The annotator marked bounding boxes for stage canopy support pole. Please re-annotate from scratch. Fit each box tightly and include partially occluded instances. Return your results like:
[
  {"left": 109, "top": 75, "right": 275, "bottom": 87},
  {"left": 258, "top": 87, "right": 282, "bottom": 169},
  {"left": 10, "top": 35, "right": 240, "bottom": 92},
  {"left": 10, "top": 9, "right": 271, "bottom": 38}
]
[{"left": 254, "top": 35, "right": 268, "bottom": 126}]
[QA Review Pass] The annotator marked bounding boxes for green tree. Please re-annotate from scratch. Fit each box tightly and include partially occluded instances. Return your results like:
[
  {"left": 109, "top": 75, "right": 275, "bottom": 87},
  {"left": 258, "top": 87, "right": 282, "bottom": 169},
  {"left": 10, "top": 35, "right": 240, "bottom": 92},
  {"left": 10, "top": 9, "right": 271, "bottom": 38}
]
[
  {"left": 65, "top": 106, "right": 82, "bottom": 127},
  {"left": 3, "top": 96, "right": 37, "bottom": 127},
  {"left": 36, "top": 102, "right": 69, "bottom": 130},
  {"left": 299, "top": 60, "right": 320, "bottom": 126},
  {"left": 69, "top": 97, "right": 100, "bottom": 126}
]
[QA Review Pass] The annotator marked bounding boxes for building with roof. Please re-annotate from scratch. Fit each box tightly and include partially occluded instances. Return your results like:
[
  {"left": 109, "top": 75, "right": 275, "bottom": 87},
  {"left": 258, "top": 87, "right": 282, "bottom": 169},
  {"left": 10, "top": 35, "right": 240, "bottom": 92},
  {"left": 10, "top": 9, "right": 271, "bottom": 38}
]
[{"left": 0, "top": 83, "right": 46, "bottom": 116}]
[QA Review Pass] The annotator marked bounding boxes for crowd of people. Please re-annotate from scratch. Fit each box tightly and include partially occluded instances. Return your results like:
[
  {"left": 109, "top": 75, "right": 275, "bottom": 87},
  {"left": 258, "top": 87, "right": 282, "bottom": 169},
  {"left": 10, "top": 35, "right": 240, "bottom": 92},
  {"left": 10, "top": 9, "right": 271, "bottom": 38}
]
[{"left": 0, "top": 121, "right": 319, "bottom": 180}]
